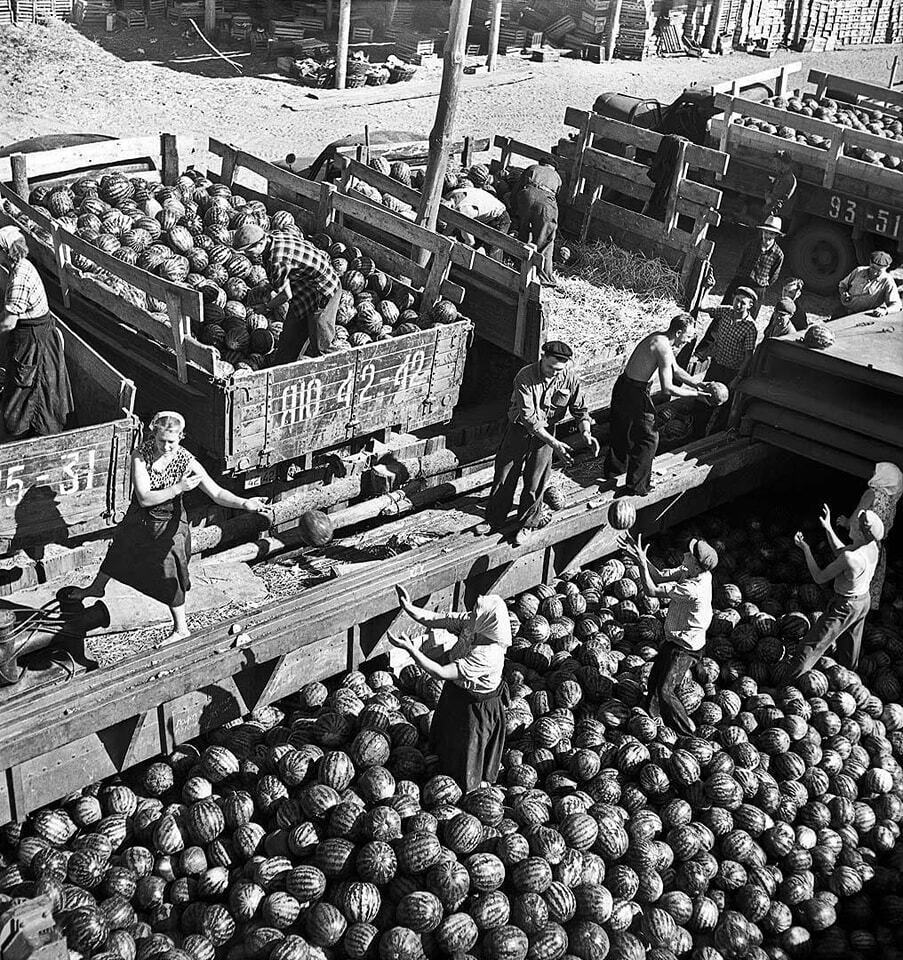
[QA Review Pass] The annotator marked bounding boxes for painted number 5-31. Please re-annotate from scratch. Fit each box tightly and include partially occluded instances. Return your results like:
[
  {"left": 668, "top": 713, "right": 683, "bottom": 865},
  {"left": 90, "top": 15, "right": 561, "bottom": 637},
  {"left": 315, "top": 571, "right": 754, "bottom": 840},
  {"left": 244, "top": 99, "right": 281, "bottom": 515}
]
[{"left": 0, "top": 450, "right": 97, "bottom": 507}]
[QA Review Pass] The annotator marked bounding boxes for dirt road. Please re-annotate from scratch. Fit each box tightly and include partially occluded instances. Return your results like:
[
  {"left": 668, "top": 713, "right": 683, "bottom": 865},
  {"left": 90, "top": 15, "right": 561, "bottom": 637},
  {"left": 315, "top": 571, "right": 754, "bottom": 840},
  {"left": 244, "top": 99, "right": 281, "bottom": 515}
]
[{"left": 1, "top": 20, "right": 899, "bottom": 163}]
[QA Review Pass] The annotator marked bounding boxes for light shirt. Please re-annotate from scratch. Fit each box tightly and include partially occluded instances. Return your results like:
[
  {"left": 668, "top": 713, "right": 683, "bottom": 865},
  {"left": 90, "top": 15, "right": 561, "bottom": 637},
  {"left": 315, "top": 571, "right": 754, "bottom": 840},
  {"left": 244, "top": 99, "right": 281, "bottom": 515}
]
[
  {"left": 833, "top": 542, "right": 880, "bottom": 598},
  {"left": 508, "top": 361, "right": 591, "bottom": 436},
  {"left": 660, "top": 566, "right": 713, "bottom": 651},
  {"left": 447, "top": 187, "right": 506, "bottom": 222},
  {"left": 838, "top": 267, "right": 901, "bottom": 314},
  {"left": 4, "top": 258, "right": 49, "bottom": 320}
]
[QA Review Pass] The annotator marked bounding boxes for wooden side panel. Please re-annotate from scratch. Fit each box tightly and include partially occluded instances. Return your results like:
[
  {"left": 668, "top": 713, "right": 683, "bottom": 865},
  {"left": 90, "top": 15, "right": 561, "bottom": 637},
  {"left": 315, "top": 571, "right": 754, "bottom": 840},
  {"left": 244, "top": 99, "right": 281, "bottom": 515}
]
[{"left": 0, "top": 135, "right": 166, "bottom": 184}]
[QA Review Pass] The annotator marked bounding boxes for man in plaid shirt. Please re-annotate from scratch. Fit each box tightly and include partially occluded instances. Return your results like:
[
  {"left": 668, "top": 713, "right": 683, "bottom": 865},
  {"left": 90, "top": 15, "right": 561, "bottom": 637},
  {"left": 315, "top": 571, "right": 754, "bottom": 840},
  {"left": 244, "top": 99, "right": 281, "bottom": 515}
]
[
  {"left": 691, "top": 286, "right": 760, "bottom": 438},
  {"left": 722, "top": 216, "right": 785, "bottom": 319},
  {"left": 233, "top": 223, "right": 340, "bottom": 363}
]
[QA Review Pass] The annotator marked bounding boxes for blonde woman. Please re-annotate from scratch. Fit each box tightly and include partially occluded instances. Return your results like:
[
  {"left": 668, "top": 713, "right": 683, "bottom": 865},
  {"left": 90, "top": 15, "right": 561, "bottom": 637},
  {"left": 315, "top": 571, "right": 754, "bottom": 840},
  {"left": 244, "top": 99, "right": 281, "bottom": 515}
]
[
  {"left": 837, "top": 462, "right": 902, "bottom": 608},
  {"left": 389, "top": 585, "right": 511, "bottom": 791},
  {"left": 69, "top": 412, "right": 269, "bottom": 644}
]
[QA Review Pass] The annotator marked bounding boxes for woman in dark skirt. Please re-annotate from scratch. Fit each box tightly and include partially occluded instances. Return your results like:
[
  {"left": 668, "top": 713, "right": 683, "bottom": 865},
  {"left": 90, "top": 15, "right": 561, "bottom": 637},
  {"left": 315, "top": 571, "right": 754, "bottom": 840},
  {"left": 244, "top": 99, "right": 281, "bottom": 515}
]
[
  {"left": 69, "top": 411, "right": 269, "bottom": 645},
  {"left": 0, "top": 225, "right": 73, "bottom": 438},
  {"left": 389, "top": 585, "right": 511, "bottom": 791}
]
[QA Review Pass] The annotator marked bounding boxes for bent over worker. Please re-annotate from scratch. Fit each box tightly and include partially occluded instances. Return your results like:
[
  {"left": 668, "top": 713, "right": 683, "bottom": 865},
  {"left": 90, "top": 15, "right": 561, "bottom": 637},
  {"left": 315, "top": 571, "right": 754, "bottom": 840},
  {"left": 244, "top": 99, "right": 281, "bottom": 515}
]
[
  {"left": 478, "top": 341, "right": 599, "bottom": 546},
  {"left": 515, "top": 159, "right": 561, "bottom": 286},
  {"left": 604, "top": 313, "right": 711, "bottom": 497},
  {"left": 622, "top": 532, "right": 717, "bottom": 735},
  {"left": 233, "top": 223, "right": 341, "bottom": 364},
  {"left": 792, "top": 506, "right": 882, "bottom": 675}
]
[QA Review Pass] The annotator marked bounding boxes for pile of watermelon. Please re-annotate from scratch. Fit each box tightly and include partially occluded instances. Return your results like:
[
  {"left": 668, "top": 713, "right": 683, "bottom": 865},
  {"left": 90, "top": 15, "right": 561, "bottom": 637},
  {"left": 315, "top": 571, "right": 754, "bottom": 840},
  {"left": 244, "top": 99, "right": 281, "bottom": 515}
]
[
  {"left": 25, "top": 170, "right": 459, "bottom": 375},
  {"left": 1, "top": 505, "right": 903, "bottom": 960},
  {"left": 730, "top": 95, "right": 903, "bottom": 168}
]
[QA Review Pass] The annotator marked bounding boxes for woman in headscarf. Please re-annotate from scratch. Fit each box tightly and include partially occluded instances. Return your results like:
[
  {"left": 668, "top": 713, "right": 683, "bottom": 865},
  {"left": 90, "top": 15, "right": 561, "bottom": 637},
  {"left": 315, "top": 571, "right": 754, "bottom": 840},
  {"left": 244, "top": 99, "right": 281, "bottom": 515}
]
[
  {"left": 837, "top": 462, "right": 903, "bottom": 608},
  {"left": 68, "top": 411, "right": 270, "bottom": 645},
  {"left": 0, "top": 225, "right": 72, "bottom": 438},
  {"left": 389, "top": 585, "right": 511, "bottom": 791}
]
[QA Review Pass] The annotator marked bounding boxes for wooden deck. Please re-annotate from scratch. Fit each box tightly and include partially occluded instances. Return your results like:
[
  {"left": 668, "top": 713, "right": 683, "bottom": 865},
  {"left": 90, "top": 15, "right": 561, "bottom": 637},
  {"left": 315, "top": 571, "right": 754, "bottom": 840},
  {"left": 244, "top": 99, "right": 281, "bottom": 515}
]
[{"left": 0, "top": 435, "right": 782, "bottom": 822}]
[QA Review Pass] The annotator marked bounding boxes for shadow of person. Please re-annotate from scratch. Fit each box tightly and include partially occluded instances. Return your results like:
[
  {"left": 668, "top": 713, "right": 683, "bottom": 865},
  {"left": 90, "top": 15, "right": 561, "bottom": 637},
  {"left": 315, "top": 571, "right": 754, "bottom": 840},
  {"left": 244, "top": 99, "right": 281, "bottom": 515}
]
[{"left": 9, "top": 485, "right": 70, "bottom": 565}]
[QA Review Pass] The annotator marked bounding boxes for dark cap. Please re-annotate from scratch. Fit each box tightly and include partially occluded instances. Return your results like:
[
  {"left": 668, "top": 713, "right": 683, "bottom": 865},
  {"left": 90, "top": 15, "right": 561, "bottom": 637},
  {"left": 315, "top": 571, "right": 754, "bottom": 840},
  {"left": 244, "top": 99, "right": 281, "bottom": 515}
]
[
  {"left": 542, "top": 340, "right": 573, "bottom": 360},
  {"left": 733, "top": 286, "right": 759, "bottom": 303},
  {"left": 870, "top": 250, "right": 892, "bottom": 268},
  {"left": 232, "top": 222, "right": 266, "bottom": 252},
  {"left": 690, "top": 538, "right": 719, "bottom": 571}
]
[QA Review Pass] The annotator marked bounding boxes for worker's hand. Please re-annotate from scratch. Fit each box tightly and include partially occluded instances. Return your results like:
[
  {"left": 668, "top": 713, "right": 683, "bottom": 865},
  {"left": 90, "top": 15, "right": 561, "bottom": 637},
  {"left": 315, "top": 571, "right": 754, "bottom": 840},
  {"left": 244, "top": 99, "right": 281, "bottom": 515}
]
[
  {"left": 836, "top": 514, "right": 850, "bottom": 529},
  {"left": 396, "top": 584, "right": 415, "bottom": 614},
  {"left": 553, "top": 440, "right": 574, "bottom": 465},
  {"left": 387, "top": 632, "right": 415, "bottom": 653},
  {"left": 871, "top": 306, "right": 888, "bottom": 317},
  {"left": 582, "top": 433, "right": 601, "bottom": 458},
  {"left": 819, "top": 503, "right": 832, "bottom": 529},
  {"left": 840, "top": 292, "right": 852, "bottom": 304},
  {"left": 179, "top": 472, "right": 203, "bottom": 494},
  {"left": 244, "top": 497, "right": 271, "bottom": 515},
  {"left": 793, "top": 531, "right": 808, "bottom": 551}
]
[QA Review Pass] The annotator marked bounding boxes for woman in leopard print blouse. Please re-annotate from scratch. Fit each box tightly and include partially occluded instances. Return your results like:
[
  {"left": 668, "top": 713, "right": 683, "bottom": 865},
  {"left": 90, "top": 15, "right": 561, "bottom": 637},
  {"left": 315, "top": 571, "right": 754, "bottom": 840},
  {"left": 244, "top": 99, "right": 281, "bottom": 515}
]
[{"left": 70, "top": 411, "right": 269, "bottom": 645}]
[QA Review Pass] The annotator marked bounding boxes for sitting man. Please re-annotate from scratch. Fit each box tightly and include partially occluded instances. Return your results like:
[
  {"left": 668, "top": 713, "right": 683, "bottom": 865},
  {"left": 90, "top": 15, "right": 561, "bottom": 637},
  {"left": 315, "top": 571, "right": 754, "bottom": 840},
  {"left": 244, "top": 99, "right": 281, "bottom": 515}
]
[{"left": 835, "top": 251, "right": 901, "bottom": 318}]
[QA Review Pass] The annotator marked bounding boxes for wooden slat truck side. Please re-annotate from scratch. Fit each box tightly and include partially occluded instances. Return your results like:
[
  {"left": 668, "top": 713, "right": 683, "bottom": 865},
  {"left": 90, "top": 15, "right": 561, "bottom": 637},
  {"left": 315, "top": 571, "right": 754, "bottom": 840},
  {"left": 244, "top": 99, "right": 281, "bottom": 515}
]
[{"left": 0, "top": 135, "right": 471, "bottom": 480}]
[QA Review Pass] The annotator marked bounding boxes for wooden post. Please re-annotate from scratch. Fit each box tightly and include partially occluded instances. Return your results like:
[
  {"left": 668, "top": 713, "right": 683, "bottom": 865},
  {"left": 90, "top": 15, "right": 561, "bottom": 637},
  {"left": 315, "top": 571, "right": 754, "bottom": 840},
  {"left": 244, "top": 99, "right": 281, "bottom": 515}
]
[
  {"left": 335, "top": 0, "right": 352, "bottom": 91},
  {"left": 705, "top": 0, "right": 725, "bottom": 52},
  {"left": 204, "top": 0, "right": 215, "bottom": 34},
  {"left": 605, "top": 0, "right": 622, "bottom": 61},
  {"left": 160, "top": 134, "right": 180, "bottom": 186},
  {"left": 10, "top": 154, "right": 28, "bottom": 200},
  {"left": 487, "top": 0, "right": 503, "bottom": 72},
  {"left": 327, "top": 0, "right": 334, "bottom": 29},
  {"left": 416, "top": 0, "right": 474, "bottom": 243}
]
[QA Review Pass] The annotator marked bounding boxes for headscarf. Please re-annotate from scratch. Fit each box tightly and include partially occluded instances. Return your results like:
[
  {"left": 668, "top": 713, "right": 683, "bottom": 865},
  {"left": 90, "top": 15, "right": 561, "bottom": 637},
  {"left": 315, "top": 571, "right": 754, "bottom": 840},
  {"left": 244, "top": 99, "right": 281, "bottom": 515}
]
[
  {"left": 0, "top": 225, "right": 25, "bottom": 254},
  {"left": 869, "top": 462, "right": 903, "bottom": 498},
  {"left": 151, "top": 411, "right": 186, "bottom": 433},
  {"left": 471, "top": 595, "right": 512, "bottom": 648}
]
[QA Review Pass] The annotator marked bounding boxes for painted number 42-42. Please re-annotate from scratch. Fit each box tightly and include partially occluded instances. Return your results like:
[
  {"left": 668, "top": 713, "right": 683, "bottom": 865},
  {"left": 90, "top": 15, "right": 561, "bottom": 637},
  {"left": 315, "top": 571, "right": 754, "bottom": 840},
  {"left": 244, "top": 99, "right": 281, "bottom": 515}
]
[{"left": 0, "top": 450, "right": 97, "bottom": 507}]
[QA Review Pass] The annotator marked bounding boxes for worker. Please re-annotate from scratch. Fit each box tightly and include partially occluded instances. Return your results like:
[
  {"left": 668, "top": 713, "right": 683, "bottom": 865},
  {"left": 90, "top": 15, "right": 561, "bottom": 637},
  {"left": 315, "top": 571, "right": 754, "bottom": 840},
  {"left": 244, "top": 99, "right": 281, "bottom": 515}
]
[
  {"left": 67, "top": 412, "right": 270, "bottom": 646},
  {"left": 232, "top": 223, "right": 341, "bottom": 363},
  {"left": 763, "top": 150, "right": 797, "bottom": 219},
  {"left": 477, "top": 340, "right": 599, "bottom": 546},
  {"left": 444, "top": 185, "right": 512, "bottom": 260},
  {"left": 780, "top": 276, "right": 808, "bottom": 331},
  {"left": 0, "top": 225, "right": 73, "bottom": 439},
  {"left": 692, "top": 287, "right": 760, "bottom": 438},
  {"left": 763, "top": 297, "right": 798, "bottom": 339},
  {"left": 792, "top": 506, "right": 882, "bottom": 675},
  {"left": 835, "top": 251, "right": 901, "bottom": 318},
  {"left": 621, "top": 532, "right": 717, "bottom": 735},
  {"left": 515, "top": 158, "right": 562, "bottom": 287},
  {"left": 836, "top": 462, "right": 902, "bottom": 610},
  {"left": 604, "top": 313, "right": 715, "bottom": 498},
  {"left": 389, "top": 585, "right": 510, "bottom": 791},
  {"left": 722, "top": 217, "right": 785, "bottom": 319}
]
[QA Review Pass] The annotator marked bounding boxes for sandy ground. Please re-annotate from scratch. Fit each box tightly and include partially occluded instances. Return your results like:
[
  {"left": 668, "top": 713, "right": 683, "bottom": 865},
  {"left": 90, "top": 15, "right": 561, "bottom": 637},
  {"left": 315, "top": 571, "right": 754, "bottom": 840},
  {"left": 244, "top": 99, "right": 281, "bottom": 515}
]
[{"left": 1, "top": 20, "right": 900, "bottom": 162}]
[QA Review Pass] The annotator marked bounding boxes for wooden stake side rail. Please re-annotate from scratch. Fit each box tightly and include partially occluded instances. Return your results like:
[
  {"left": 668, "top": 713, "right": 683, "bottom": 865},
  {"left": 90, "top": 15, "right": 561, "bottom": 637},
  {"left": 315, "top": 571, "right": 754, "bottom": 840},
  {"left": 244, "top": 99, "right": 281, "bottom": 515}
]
[
  {"left": 0, "top": 437, "right": 781, "bottom": 821},
  {"left": 808, "top": 69, "right": 903, "bottom": 118},
  {"left": 0, "top": 135, "right": 472, "bottom": 476}
]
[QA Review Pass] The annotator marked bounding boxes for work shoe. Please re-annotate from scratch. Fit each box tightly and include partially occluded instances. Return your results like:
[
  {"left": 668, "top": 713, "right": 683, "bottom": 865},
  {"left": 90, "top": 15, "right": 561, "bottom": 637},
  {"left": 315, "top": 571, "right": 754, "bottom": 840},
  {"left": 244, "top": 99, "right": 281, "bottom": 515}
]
[
  {"left": 514, "top": 529, "right": 530, "bottom": 547},
  {"left": 474, "top": 522, "right": 494, "bottom": 535}
]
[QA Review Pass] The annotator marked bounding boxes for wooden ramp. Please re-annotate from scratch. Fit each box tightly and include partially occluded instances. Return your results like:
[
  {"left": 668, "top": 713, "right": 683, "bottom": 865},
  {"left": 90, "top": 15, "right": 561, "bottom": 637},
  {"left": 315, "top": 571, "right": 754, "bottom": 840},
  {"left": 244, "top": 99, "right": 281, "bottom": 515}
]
[{"left": 0, "top": 436, "right": 782, "bottom": 822}]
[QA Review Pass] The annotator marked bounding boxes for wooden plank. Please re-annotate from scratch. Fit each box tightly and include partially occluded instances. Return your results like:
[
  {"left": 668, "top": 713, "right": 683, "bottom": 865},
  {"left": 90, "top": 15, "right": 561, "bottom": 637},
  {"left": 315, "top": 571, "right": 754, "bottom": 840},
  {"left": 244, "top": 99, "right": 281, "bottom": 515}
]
[
  {"left": 808, "top": 69, "right": 903, "bottom": 115},
  {"left": 562, "top": 109, "right": 730, "bottom": 176},
  {"left": 711, "top": 61, "right": 802, "bottom": 95},
  {"left": 0, "top": 180, "right": 55, "bottom": 233},
  {"left": 492, "top": 135, "right": 559, "bottom": 168},
  {"left": 0, "top": 135, "right": 164, "bottom": 184},
  {"left": 586, "top": 197, "right": 695, "bottom": 253},
  {"left": 209, "top": 139, "right": 323, "bottom": 204},
  {"left": 713, "top": 94, "right": 843, "bottom": 141}
]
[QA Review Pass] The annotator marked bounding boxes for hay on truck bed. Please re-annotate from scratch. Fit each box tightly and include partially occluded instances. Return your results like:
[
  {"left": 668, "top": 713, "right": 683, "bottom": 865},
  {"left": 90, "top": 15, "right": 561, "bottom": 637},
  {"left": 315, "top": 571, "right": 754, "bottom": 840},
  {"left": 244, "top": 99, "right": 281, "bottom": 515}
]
[{"left": 544, "top": 238, "right": 684, "bottom": 364}]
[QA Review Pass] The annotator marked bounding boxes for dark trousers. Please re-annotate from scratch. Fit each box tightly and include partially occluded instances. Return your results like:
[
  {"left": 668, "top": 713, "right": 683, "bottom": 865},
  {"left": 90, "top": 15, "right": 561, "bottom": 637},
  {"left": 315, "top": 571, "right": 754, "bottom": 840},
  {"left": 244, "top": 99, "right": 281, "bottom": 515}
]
[
  {"left": 723, "top": 278, "right": 767, "bottom": 320},
  {"left": 272, "top": 287, "right": 341, "bottom": 364},
  {"left": 691, "top": 359, "right": 739, "bottom": 439},
  {"left": 793, "top": 593, "right": 870, "bottom": 676},
  {"left": 647, "top": 642, "right": 699, "bottom": 735},
  {"left": 603, "top": 374, "right": 658, "bottom": 495},
  {"left": 516, "top": 187, "right": 557, "bottom": 283},
  {"left": 485, "top": 423, "right": 553, "bottom": 530}
]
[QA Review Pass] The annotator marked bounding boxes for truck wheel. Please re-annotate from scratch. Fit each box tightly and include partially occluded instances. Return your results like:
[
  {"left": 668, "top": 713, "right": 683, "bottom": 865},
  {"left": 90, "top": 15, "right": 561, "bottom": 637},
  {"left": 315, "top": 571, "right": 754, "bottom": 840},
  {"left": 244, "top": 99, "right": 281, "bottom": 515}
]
[{"left": 787, "top": 220, "right": 856, "bottom": 296}]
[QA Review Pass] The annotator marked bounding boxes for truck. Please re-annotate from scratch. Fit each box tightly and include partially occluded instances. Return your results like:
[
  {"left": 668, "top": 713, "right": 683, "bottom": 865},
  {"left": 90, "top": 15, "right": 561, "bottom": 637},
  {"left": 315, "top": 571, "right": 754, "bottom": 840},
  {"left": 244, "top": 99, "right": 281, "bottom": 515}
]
[{"left": 591, "top": 63, "right": 903, "bottom": 294}]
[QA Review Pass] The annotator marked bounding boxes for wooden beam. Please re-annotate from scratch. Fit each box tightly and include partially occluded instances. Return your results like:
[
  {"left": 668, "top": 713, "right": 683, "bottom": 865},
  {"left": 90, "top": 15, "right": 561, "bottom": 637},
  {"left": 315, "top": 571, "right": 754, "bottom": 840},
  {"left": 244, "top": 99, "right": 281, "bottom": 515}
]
[
  {"left": 335, "top": 0, "right": 352, "bottom": 91},
  {"left": 204, "top": 0, "right": 216, "bottom": 34},
  {"left": 416, "top": 0, "right": 475, "bottom": 241},
  {"left": 605, "top": 0, "right": 623, "bottom": 61},
  {"left": 10, "top": 154, "right": 28, "bottom": 200},
  {"left": 487, "top": 0, "right": 503, "bottom": 72}
]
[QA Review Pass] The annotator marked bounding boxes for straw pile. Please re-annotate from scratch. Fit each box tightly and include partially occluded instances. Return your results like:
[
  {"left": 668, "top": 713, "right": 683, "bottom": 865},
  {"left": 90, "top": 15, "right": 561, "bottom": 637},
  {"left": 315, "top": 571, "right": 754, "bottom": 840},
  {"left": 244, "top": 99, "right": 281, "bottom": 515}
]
[{"left": 544, "top": 238, "right": 684, "bottom": 360}]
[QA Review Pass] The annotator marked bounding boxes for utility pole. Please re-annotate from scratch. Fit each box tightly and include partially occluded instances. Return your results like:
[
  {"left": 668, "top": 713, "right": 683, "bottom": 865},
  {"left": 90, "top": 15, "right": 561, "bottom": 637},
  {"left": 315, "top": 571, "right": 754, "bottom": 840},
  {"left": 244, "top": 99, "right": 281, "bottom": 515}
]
[
  {"left": 336, "top": 0, "right": 352, "bottom": 90},
  {"left": 487, "top": 0, "right": 503, "bottom": 72},
  {"left": 416, "top": 0, "right": 474, "bottom": 237}
]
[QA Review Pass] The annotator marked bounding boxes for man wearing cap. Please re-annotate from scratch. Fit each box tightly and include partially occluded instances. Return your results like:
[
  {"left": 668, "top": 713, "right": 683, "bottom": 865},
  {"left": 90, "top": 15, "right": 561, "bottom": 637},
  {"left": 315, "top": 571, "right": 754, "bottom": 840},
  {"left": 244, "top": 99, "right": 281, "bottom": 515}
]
[
  {"left": 723, "top": 217, "right": 785, "bottom": 319},
  {"left": 233, "top": 223, "right": 341, "bottom": 362},
  {"left": 835, "top": 251, "right": 900, "bottom": 318},
  {"left": 792, "top": 505, "right": 883, "bottom": 675},
  {"left": 478, "top": 340, "right": 598, "bottom": 546},
  {"left": 692, "top": 287, "right": 760, "bottom": 438},
  {"left": 621, "top": 531, "right": 717, "bottom": 735},
  {"left": 515, "top": 158, "right": 562, "bottom": 287},
  {"left": 764, "top": 296, "right": 798, "bottom": 339}
]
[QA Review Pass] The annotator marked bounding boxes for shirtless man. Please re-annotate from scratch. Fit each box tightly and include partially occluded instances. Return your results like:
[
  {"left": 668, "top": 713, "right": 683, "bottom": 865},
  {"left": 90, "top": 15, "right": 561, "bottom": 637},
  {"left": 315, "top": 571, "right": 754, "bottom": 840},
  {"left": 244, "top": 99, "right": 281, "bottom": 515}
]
[
  {"left": 792, "top": 505, "right": 883, "bottom": 674},
  {"left": 603, "top": 313, "right": 713, "bottom": 496}
]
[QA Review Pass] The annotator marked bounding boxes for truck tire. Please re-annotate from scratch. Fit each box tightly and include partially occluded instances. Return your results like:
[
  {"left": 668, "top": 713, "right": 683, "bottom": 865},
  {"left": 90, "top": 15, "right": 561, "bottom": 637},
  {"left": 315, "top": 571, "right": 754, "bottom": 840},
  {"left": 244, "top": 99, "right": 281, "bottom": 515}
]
[{"left": 787, "top": 220, "right": 856, "bottom": 296}]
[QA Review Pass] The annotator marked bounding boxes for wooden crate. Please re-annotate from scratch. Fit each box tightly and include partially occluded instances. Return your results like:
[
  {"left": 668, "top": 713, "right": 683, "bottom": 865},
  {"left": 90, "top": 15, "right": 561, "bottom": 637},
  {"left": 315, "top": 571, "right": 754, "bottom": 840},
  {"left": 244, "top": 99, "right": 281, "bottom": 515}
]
[
  {"left": 0, "top": 136, "right": 471, "bottom": 477},
  {"left": 0, "top": 268, "right": 137, "bottom": 553}
]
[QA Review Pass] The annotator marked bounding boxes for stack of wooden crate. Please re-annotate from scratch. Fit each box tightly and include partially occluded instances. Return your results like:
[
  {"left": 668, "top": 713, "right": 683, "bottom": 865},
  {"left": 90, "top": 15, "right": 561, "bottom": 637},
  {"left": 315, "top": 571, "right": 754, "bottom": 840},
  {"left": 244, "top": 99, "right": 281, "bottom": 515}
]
[
  {"left": 0, "top": 0, "right": 14, "bottom": 22},
  {"left": 614, "top": 0, "right": 655, "bottom": 57}
]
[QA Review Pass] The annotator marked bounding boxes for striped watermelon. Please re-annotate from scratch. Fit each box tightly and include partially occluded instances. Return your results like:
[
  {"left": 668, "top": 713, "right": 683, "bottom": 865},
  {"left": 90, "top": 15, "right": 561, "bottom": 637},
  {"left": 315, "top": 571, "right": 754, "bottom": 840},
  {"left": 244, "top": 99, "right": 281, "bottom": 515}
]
[
  {"left": 425, "top": 859, "right": 470, "bottom": 910},
  {"left": 466, "top": 853, "right": 506, "bottom": 892},
  {"left": 397, "top": 832, "right": 442, "bottom": 875},
  {"left": 338, "top": 880, "right": 381, "bottom": 924},
  {"left": 396, "top": 891, "right": 443, "bottom": 933},
  {"left": 343, "top": 923, "right": 379, "bottom": 960},
  {"left": 307, "top": 901, "right": 346, "bottom": 947},
  {"left": 286, "top": 865, "right": 326, "bottom": 902}
]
